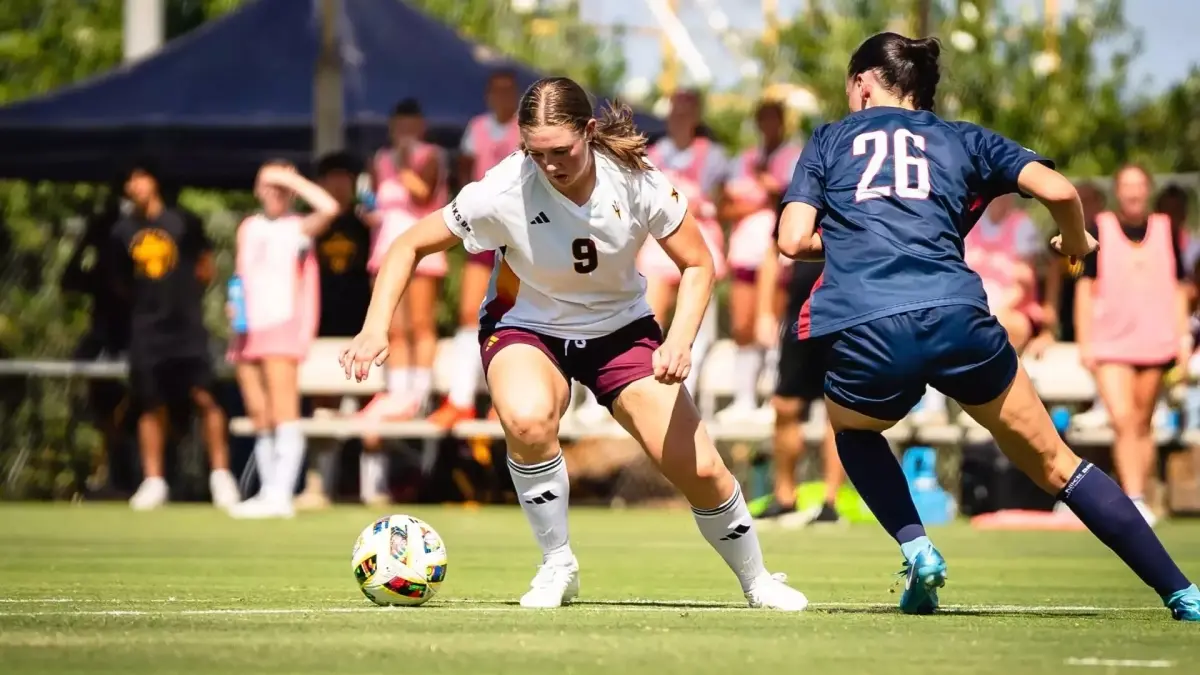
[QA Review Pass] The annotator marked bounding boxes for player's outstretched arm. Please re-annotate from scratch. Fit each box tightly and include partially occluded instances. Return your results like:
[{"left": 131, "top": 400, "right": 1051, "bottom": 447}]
[
  {"left": 342, "top": 210, "right": 458, "bottom": 380},
  {"left": 776, "top": 202, "right": 823, "bottom": 261},
  {"left": 1017, "top": 162, "right": 1093, "bottom": 259},
  {"left": 658, "top": 211, "right": 717, "bottom": 349}
]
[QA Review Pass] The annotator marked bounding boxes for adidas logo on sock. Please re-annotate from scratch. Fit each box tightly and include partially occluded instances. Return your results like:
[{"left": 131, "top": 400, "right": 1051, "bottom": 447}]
[
  {"left": 720, "top": 523, "right": 751, "bottom": 541},
  {"left": 530, "top": 211, "right": 550, "bottom": 225},
  {"left": 524, "top": 490, "right": 558, "bottom": 505}
]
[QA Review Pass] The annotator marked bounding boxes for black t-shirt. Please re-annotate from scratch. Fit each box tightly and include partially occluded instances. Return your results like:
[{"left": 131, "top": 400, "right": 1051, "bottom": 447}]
[
  {"left": 315, "top": 210, "right": 372, "bottom": 337},
  {"left": 1081, "top": 218, "right": 1185, "bottom": 280},
  {"left": 110, "top": 207, "right": 211, "bottom": 361}
]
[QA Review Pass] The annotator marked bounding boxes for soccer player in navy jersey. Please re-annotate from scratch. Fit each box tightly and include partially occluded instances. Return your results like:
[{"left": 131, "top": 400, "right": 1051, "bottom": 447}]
[{"left": 777, "top": 32, "right": 1199, "bottom": 621}]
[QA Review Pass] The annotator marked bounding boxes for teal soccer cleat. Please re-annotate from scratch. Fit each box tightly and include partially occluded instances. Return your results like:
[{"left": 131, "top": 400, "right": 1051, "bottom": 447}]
[
  {"left": 1165, "top": 584, "right": 1200, "bottom": 622},
  {"left": 899, "top": 545, "right": 947, "bottom": 615}
]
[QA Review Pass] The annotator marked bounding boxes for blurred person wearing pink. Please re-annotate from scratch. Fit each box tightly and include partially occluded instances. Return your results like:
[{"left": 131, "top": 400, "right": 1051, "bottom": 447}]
[
  {"left": 1075, "top": 164, "right": 1191, "bottom": 526},
  {"left": 431, "top": 69, "right": 522, "bottom": 429},
  {"left": 624, "top": 89, "right": 729, "bottom": 404},
  {"left": 227, "top": 162, "right": 338, "bottom": 519},
  {"left": 360, "top": 99, "right": 450, "bottom": 422},
  {"left": 965, "top": 194, "right": 1044, "bottom": 352},
  {"left": 718, "top": 101, "right": 802, "bottom": 423}
]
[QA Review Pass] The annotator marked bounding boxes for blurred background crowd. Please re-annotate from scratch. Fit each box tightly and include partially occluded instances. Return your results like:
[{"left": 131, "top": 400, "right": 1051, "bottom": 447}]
[{"left": 1, "top": 0, "right": 1199, "bottom": 527}]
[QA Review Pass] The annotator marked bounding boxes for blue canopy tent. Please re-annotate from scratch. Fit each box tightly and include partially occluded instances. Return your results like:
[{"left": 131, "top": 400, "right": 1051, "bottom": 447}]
[{"left": 0, "top": 0, "right": 662, "bottom": 189}]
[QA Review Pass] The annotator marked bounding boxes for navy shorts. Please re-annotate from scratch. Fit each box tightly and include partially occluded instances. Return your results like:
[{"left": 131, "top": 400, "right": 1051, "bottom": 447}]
[{"left": 824, "top": 304, "right": 1018, "bottom": 421}]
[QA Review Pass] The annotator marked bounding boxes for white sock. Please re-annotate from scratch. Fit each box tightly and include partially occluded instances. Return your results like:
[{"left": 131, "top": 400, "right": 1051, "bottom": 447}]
[
  {"left": 411, "top": 367, "right": 433, "bottom": 404},
  {"left": 507, "top": 451, "right": 572, "bottom": 562},
  {"left": 448, "top": 327, "right": 481, "bottom": 409},
  {"left": 271, "top": 421, "right": 306, "bottom": 502},
  {"left": 387, "top": 368, "right": 410, "bottom": 394},
  {"left": 733, "top": 346, "right": 763, "bottom": 407},
  {"left": 687, "top": 304, "right": 717, "bottom": 394},
  {"left": 691, "top": 482, "right": 768, "bottom": 592},
  {"left": 360, "top": 451, "right": 388, "bottom": 501},
  {"left": 253, "top": 431, "right": 276, "bottom": 495}
]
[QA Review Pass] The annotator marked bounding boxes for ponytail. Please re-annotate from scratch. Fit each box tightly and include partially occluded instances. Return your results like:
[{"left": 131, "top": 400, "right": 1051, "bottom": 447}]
[{"left": 590, "top": 102, "right": 651, "bottom": 171}]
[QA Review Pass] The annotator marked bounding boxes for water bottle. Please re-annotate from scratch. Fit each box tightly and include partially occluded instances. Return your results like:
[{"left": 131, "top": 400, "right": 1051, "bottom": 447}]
[
  {"left": 356, "top": 173, "right": 376, "bottom": 212},
  {"left": 228, "top": 275, "right": 248, "bottom": 335},
  {"left": 1050, "top": 406, "right": 1072, "bottom": 435}
]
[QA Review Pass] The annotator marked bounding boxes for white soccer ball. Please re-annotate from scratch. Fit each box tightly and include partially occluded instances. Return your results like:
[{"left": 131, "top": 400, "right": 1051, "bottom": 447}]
[{"left": 351, "top": 514, "right": 448, "bottom": 607}]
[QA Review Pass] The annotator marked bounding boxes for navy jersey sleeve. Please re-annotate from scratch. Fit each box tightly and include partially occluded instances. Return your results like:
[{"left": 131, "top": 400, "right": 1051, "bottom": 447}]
[
  {"left": 954, "top": 123, "right": 1053, "bottom": 196},
  {"left": 781, "top": 126, "right": 826, "bottom": 210}
]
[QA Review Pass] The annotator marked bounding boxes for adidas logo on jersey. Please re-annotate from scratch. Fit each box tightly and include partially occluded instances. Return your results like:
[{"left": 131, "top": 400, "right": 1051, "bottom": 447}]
[{"left": 530, "top": 211, "right": 550, "bottom": 225}]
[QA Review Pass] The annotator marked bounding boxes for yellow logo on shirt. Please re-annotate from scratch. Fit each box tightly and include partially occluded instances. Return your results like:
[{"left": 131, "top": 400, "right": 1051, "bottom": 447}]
[
  {"left": 129, "top": 228, "right": 178, "bottom": 280},
  {"left": 320, "top": 232, "right": 357, "bottom": 274}
]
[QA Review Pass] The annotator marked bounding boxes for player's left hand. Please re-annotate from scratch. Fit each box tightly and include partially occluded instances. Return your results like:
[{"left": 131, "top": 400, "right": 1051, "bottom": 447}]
[{"left": 652, "top": 338, "right": 692, "bottom": 385}]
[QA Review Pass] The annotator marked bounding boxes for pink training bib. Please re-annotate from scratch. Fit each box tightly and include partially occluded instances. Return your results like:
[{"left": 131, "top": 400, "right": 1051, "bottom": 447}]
[
  {"left": 370, "top": 143, "right": 449, "bottom": 276},
  {"left": 468, "top": 114, "right": 521, "bottom": 182},
  {"left": 964, "top": 211, "right": 1042, "bottom": 322}
]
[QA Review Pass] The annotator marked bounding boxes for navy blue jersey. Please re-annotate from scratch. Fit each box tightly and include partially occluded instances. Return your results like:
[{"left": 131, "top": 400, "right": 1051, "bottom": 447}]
[{"left": 782, "top": 107, "right": 1052, "bottom": 338}]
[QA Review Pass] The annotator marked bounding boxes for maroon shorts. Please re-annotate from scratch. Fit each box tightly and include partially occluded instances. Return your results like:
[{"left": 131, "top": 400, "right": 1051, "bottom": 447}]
[
  {"left": 480, "top": 316, "right": 662, "bottom": 409},
  {"left": 466, "top": 250, "right": 496, "bottom": 267}
]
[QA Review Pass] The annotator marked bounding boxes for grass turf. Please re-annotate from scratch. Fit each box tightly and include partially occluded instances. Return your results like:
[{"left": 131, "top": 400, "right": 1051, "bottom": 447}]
[{"left": 0, "top": 504, "right": 1196, "bottom": 674}]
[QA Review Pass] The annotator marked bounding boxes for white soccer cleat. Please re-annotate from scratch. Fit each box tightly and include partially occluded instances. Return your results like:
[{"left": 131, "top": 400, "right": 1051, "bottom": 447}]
[
  {"left": 129, "top": 477, "right": 169, "bottom": 511},
  {"left": 209, "top": 469, "right": 242, "bottom": 511},
  {"left": 519, "top": 557, "right": 580, "bottom": 608},
  {"left": 745, "top": 572, "right": 809, "bottom": 611},
  {"left": 229, "top": 495, "right": 295, "bottom": 520},
  {"left": 1132, "top": 497, "right": 1158, "bottom": 528}
]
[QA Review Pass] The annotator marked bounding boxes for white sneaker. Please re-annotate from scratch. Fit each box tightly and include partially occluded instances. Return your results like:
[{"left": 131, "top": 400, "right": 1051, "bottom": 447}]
[
  {"left": 745, "top": 572, "right": 809, "bottom": 611},
  {"left": 572, "top": 401, "right": 611, "bottom": 428},
  {"left": 1071, "top": 405, "right": 1109, "bottom": 431},
  {"left": 1132, "top": 497, "right": 1158, "bottom": 528},
  {"left": 715, "top": 401, "right": 760, "bottom": 425},
  {"left": 229, "top": 495, "right": 295, "bottom": 520},
  {"left": 130, "top": 477, "right": 168, "bottom": 511},
  {"left": 209, "top": 470, "right": 241, "bottom": 511},
  {"left": 519, "top": 557, "right": 580, "bottom": 608}
]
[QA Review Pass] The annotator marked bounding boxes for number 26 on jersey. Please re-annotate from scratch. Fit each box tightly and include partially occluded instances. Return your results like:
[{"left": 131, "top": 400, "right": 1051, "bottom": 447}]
[{"left": 853, "top": 129, "right": 930, "bottom": 202}]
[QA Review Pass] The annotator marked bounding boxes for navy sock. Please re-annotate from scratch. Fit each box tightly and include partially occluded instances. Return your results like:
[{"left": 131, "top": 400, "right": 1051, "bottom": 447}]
[
  {"left": 1060, "top": 461, "right": 1191, "bottom": 598},
  {"left": 835, "top": 430, "right": 926, "bottom": 545}
]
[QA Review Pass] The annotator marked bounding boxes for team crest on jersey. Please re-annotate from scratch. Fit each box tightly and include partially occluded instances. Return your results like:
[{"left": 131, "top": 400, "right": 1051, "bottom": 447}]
[
  {"left": 670, "top": 187, "right": 680, "bottom": 202},
  {"left": 612, "top": 201, "right": 621, "bottom": 219}
]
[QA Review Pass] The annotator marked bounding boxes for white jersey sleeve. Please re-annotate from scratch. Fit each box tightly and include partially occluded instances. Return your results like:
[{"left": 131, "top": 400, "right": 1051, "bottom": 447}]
[
  {"left": 634, "top": 168, "right": 690, "bottom": 240},
  {"left": 443, "top": 180, "right": 505, "bottom": 253}
]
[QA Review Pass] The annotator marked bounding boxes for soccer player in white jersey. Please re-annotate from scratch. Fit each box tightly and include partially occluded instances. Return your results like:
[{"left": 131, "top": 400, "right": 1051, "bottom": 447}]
[{"left": 341, "top": 76, "right": 808, "bottom": 610}]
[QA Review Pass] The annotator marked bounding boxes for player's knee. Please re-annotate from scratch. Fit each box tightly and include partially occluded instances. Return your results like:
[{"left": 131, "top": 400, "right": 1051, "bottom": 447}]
[
  {"left": 1110, "top": 408, "right": 1149, "bottom": 436},
  {"left": 500, "top": 408, "right": 560, "bottom": 455},
  {"left": 772, "top": 397, "right": 803, "bottom": 424}
]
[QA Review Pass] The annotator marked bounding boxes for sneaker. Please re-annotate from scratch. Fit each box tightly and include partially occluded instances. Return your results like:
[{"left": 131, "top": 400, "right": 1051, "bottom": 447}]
[
  {"left": 754, "top": 499, "right": 797, "bottom": 521},
  {"left": 519, "top": 556, "right": 580, "bottom": 608},
  {"left": 229, "top": 496, "right": 295, "bottom": 520},
  {"left": 357, "top": 392, "right": 419, "bottom": 422},
  {"left": 899, "top": 545, "right": 948, "bottom": 615},
  {"left": 807, "top": 502, "right": 841, "bottom": 525},
  {"left": 130, "top": 477, "right": 168, "bottom": 511},
  {"left": 715, "top": 401, "right": 761, "bottom": 426},
  {"left": 746, "top": 572, "right": 809, "bottom": 611},
  {"left": 1165, "top": 584, "right": 1200, "bottom": 621},
  {"left": 209, "top": 470, "right": 241, "bottom": 511},
  {"left": 572, "top": 400, "right": 611, "bottom": 428},
  {"left": 427, "top": 399, "right": 476, "bottom": 430},
  {"left": 293, "top": 490, "right": 332, "bottom": 512}
]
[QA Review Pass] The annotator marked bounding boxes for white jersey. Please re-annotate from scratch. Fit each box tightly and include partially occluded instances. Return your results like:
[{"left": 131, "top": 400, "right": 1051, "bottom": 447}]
[{"left": 444, "top": 150, "right": 689, "bottom": 339}]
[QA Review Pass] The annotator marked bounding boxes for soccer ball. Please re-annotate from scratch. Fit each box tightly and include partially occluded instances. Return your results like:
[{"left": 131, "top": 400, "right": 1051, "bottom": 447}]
[{"left": 351, "top": 514, "right": 448, "bottom": 606}]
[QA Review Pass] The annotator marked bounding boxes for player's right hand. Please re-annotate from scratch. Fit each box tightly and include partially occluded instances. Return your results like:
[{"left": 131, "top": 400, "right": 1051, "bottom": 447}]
[
  {"left": 1050, "top": 230, "right": 1098, "bottom": 261},
  {"left": 340, "top": 331, "right": 390, "bottom": 382}
]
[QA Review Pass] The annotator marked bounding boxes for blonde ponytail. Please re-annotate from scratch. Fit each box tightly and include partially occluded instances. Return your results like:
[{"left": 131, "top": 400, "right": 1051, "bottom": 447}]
[{"left": 590, "top": 102, "right": 651, "bottom": 171}]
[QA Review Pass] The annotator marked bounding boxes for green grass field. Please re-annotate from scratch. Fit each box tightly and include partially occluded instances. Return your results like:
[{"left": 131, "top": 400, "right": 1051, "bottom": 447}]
[{"left": 0, "top": 504, "right": 1197, "bottom": 674}]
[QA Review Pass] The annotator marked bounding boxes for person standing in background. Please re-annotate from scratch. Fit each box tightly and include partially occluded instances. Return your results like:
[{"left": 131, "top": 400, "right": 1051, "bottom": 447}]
[
  {"left": 1040, "top": 182, "right": 1107, "bottom": 348},
  {"left": 718, "top": 100, "right": 802, "bottom": 425},
  {"left": 358, "top": 100, "right": 450, "bottom": 422},
  {"left": 112, "top": 161, "right": 239, "bottom": 511},
  {"left": 1075, "top": 164, "right": 1191, "bottom": 526},
  {"left": 430, "top": 68, "right": 522, "bottom": 429},
  {"left": 226, "top": 162, "right": 338, "bottom": 519},
  {"left": 293, "top": 151, "right": 377, "bottom": 510}
]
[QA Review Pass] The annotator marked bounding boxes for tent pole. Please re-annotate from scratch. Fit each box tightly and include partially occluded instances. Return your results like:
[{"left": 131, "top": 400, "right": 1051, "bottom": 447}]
[
  {"left": 123, "top": 0, "right": 164, "bottom": 63},
  {"left": 315, "top": 0, "right": 346, "bottom": 157}
]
